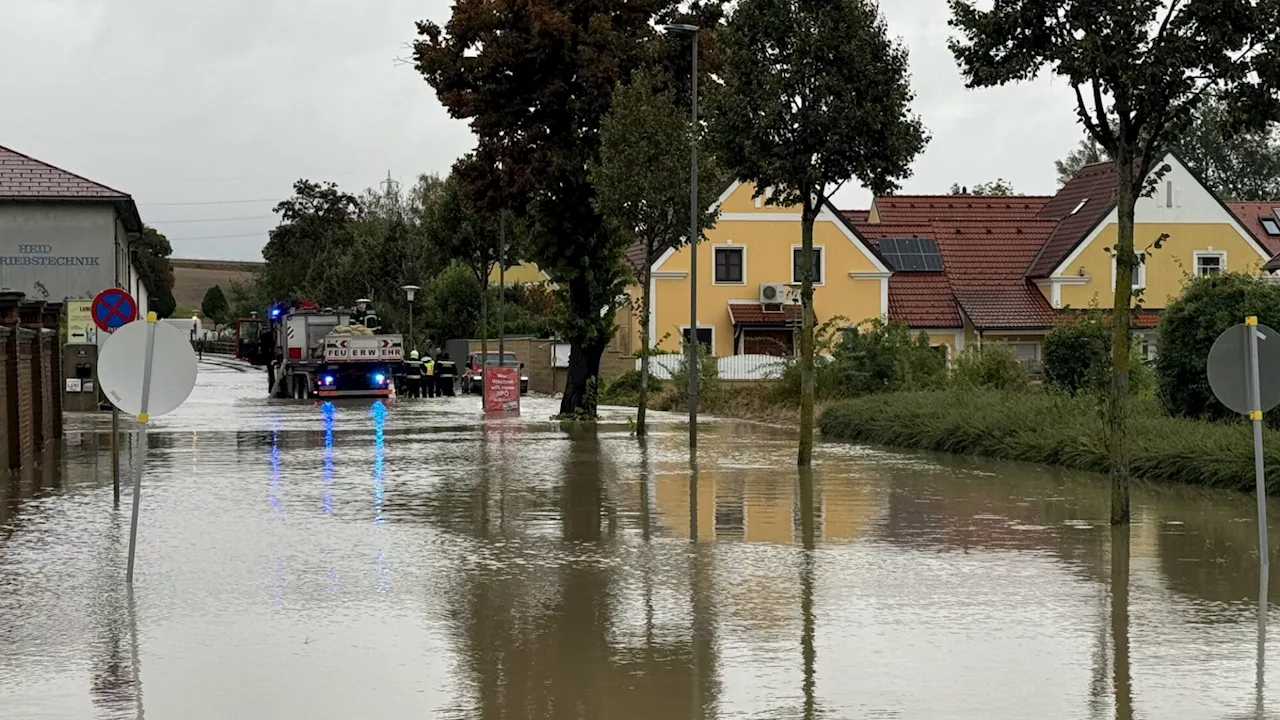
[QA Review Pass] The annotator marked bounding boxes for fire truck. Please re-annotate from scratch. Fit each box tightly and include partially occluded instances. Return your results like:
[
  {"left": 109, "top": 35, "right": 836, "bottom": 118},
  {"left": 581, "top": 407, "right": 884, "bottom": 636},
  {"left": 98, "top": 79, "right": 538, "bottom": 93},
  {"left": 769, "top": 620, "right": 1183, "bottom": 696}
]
[{"left": 236, "top": 300, "right": 403, "bottom": 399}]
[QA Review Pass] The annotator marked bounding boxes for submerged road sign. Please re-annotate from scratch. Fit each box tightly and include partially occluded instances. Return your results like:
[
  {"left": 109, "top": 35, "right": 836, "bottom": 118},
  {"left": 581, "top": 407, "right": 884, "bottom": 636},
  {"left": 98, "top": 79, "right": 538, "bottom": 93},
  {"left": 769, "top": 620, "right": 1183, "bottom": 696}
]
[
  {"left": 91, "top": 288, "right": 137, "bottom": 333},
  {"left": 98, "top": 314, "right": 199, "bottom": 584}
]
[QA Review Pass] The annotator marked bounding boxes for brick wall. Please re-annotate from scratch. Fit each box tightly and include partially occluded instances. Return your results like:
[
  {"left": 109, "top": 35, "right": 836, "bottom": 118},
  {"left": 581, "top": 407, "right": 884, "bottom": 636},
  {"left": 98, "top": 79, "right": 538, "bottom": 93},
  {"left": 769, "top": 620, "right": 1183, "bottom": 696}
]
[
  {"left": 39, "top": 331, "right": 55, "bottom": 449},
  {"left": 15, "top": 329, "right": 36, "bottom": 469},
  {"left": 0, "top": 328, "right": 9, "bottom": 471}
]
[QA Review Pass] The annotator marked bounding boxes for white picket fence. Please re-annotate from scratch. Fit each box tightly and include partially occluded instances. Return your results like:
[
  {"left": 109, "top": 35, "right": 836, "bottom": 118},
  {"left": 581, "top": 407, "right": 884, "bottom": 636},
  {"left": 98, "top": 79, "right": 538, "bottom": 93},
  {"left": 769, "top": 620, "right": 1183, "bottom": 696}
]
[{"left": 636, "top": 353, "right": 789, "bottom": 381}]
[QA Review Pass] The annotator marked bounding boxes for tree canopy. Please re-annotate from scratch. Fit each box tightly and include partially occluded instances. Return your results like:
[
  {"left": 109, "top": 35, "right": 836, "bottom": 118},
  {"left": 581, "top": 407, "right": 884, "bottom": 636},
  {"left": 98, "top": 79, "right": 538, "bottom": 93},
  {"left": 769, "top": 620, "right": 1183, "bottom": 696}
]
[
  {"left": 712, "top": 0, "right": 928, "bottom": 464},
  {"left": 949, "top": 178, "right": 1016, "bottom": 195},
  {"left": 1167, "top": 94, "right": 1280, "bottom": 201},
  {"left": 201, "top": 285, "right": 231, "bottom": 327},
  {"left": 1054, "top": 136, "right": 1108, "bottom": 186},
  {"left": 415, "top": 0, "right": 690, "bottom": 415},
  {"left": 135, "top": 225, "right": 176, "bottom": 318}
]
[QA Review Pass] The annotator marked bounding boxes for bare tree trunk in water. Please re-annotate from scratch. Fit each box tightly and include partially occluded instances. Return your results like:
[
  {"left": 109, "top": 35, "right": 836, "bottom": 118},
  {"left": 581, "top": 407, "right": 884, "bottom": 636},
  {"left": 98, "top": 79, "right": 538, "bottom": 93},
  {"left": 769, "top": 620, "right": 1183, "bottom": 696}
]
[
  {"left": 1108, "top": 161, "right": 1135, "bottom": 525},
  {"left": 480, "top": 274, "right": 489, "bottom": 395},
  {"left": 637, "top": 241, "right": 653, "bottom": 437},
  {"left": 1110, "top": 525, "right": 1132, "bottom": 719},
  {"left": 797, "top": 193, "right": 818, "bottom": 467},
  {"left": 559, "top": 276, "right": 607, "bottom": 417}
]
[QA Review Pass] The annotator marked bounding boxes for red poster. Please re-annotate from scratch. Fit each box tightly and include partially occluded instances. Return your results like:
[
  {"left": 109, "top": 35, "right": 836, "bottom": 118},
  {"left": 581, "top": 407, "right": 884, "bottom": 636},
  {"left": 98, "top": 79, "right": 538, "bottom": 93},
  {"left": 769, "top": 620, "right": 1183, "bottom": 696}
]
[{"left": 484, "top": 366, "right": 521, "bottom": 414}]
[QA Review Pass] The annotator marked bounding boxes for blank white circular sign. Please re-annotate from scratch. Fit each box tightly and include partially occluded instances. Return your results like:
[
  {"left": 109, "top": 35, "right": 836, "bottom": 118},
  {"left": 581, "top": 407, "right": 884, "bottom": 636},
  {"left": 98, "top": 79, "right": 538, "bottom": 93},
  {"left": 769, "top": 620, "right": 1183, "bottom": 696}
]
[{"left": 98, "top": 319, "right": 199, "bottom": 417}]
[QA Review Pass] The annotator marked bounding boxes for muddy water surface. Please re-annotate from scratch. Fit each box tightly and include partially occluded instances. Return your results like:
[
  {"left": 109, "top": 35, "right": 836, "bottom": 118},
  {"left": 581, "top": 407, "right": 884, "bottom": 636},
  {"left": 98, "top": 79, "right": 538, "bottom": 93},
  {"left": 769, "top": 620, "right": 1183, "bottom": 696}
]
[{"left": 1, "top": 361, "right": 1277, "bottom": 719}]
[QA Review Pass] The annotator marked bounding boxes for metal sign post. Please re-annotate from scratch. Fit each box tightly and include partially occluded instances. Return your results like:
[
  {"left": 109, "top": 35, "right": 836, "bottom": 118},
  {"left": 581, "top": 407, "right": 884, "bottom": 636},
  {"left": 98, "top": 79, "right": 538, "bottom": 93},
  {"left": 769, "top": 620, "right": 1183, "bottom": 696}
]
[
  {"left": 1246, "top": 316, "right": 1271, "bottom": 568},
  {"left": 99, "top": 313, "right": 199, "bottom": 584},
  {"left": 1208, "top": 316, "right": 1280, "bottom": 568},
  {"left": 93, "top": 288, "right": 138, "bottom": 508}
]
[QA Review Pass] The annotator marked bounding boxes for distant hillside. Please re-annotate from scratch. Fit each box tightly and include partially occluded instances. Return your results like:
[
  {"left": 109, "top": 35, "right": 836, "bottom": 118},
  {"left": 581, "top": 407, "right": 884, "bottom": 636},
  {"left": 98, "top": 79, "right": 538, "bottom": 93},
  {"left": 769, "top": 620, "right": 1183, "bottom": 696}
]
[{"left": 171, "top": 258, "right": 264, "bottom": 320}]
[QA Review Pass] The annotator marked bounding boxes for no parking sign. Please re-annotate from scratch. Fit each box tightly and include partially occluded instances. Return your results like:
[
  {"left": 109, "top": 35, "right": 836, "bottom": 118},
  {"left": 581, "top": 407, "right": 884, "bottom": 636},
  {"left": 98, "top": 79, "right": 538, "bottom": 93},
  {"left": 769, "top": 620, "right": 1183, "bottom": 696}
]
[{"left": 92, "top": 288, "right": 137, "bottom": 333}]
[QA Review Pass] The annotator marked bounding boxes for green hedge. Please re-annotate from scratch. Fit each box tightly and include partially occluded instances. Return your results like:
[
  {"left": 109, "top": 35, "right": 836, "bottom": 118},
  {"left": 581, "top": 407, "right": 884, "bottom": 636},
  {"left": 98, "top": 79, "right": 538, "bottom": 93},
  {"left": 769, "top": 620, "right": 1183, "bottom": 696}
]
[{"left": 819, "top": 389, "right": 1280, "bottom": 494}]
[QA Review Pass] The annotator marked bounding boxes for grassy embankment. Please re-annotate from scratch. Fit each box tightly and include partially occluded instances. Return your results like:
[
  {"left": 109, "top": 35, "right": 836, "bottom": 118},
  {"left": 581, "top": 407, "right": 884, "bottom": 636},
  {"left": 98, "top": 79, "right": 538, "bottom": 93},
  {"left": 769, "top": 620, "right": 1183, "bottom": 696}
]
[{"left": 819, "top": 389, "right": 1280, "bottom": 494}]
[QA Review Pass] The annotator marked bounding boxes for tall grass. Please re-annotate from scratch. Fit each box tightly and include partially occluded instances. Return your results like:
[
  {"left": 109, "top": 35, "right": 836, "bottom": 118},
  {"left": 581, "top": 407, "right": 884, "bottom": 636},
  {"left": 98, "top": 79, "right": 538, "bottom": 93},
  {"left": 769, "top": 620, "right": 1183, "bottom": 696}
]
[{"left": 819, "top": 389, "right": 1280, "bottom": 494}]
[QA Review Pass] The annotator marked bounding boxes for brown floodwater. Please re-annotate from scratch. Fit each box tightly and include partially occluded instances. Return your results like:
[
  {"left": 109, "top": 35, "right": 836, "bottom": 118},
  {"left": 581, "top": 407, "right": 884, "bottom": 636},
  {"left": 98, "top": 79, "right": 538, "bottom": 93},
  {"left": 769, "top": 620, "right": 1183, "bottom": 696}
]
[{"left": 1, "top": 361, "right": 1278, "bottom": 719}]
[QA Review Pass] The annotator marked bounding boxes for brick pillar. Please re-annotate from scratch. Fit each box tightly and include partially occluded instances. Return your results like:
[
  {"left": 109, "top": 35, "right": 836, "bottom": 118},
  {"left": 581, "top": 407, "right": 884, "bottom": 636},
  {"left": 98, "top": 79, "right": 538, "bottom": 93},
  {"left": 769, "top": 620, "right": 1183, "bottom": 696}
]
[
  {"left": 42, "top": 302, "right": 63, "bottom": 439},
  {"left": 0, "top": 291, "right": 23, "bottom": 470},
  {"left": 0, "top": 327, "right": 9, "bottom": 471},
  {"left": 15, "top": 328, "right": 36, "bottom": 469},
  {"left": 39, "top": 331, "right": 56, "bottom": 449},
  {"left": 19, "top": 301, "right": 45, "bottom": 452}
]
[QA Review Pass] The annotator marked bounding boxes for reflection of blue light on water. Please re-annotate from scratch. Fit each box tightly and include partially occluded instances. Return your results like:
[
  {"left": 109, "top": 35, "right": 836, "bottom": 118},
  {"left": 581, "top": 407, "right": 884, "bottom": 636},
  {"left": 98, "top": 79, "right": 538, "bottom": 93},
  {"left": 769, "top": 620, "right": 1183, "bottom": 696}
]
[
  {"left": 269, "top": 430, "right": 281, "bottom": 515},
  {"left": 370, "top": 401, "right": 388, "bottom": 591},
  {"left": 322, "top": 402, "right": 335, "bottom": 515}
]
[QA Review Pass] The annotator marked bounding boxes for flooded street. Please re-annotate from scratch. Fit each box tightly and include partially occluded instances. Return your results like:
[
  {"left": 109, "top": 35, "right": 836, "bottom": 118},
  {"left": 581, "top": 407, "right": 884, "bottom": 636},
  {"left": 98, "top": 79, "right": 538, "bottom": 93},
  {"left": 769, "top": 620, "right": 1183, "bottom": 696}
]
[{"left": 2, "top": 362, "right": 1278, "bottom": 719}]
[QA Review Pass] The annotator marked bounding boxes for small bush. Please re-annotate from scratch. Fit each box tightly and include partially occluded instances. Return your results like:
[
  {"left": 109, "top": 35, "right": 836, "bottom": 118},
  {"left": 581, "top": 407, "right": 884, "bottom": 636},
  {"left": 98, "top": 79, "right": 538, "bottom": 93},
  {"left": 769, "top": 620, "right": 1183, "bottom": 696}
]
[
  {"left": 1044, "top": 315, "right": 1111, "bottom": 395},
  {"left": 950, "top": 345, "right": 1028, "bottom": 391},
  {"left": 774, "top": 319, "right": 946, "bottom": 401},
  {"left": 668, "top": 340, "right": 720, "bottom": 405},
  {"left": 819, "top": 389, "right": 1280, "bottom": 494},
  {"left": 599, "top": 369, "right": 664, "bottom": 406},
  {"left": 1157, "top": 272, "right": 1280, "bottom": 422}
]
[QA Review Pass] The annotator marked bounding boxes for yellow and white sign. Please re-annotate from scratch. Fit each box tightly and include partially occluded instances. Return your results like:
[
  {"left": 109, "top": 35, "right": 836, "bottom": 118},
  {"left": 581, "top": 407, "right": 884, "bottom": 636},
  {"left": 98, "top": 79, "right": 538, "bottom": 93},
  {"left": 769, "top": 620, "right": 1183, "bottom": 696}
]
[{"left": 66, "top": 300, "right": 96, "bottom": 344}]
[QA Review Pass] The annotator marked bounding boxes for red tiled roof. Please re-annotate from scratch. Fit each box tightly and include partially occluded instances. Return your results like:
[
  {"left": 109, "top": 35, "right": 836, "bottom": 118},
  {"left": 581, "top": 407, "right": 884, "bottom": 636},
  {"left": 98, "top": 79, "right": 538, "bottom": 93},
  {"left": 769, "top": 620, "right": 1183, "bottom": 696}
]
[
  {"left": 625, "top": 242, "right": 648, "bottom": 276},
  {"left": 0, "top": 144, "right": 129, "bottom": 199},
  {"left": 935, "top": 219, "right": 1058, "bottom": 330},
  {"left": 842, "top": 209, "right": 869, "bottom": 224},
  {"left": 727, "top": 302, "right": 802, "bottom": 325},
  {"left": 870, "top": 195, "right": 1051, "bottom": 225},
  {"left": 1226, "top": 201, "right": 1280, "bottom": 255},
  {"left": 887, "top": 273, "right": 960, "bottom": 327},
  {"left": 855, "top": 223, "right": 935, "bottom": 246},
  {"left": 1026, "top": 161, "right": 1119, "bottom": 278}
]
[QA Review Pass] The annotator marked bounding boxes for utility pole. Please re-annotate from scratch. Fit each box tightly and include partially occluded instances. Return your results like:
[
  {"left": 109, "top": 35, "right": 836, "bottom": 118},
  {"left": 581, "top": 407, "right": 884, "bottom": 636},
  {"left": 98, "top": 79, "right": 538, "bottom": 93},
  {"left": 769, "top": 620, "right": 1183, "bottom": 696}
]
[{"left": 498, "top": 211, "right": 506, "bottom": 367}]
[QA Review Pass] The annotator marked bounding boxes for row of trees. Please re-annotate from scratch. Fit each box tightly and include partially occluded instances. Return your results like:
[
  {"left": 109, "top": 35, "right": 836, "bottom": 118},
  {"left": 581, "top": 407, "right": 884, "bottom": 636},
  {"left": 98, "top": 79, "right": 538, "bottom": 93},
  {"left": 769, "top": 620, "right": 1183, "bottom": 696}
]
[{"left": 415, "top": 0, "right": 927, "bottom": 455}]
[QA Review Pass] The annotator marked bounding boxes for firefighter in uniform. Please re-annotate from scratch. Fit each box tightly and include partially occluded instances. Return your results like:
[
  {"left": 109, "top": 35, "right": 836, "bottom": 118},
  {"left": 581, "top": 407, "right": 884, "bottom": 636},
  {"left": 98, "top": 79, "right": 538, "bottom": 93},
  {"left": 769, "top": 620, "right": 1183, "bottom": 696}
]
[
  {"left": 434, "top": 351, "right": 457, "bottom": 397},
  {"left": 423, "top": 354, "right": 437, "bottom": 398},
  {"left": 405, "top": 350, "right": 423, "bottom": 398}
]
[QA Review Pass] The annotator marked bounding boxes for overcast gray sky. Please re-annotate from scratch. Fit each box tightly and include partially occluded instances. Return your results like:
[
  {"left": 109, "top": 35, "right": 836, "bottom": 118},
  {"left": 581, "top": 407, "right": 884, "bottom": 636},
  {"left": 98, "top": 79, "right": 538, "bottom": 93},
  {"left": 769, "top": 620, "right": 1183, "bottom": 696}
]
[{"left": 0, "top": 0, "right": 1085, "bottom": 261}]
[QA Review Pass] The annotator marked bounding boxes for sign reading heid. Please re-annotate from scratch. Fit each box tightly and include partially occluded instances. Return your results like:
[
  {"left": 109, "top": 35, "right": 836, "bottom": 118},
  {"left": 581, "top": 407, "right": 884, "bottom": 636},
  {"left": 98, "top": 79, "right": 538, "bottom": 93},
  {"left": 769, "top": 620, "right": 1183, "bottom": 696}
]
[{"left": 0, "top": 244, "right": 101, "bottom": 266}]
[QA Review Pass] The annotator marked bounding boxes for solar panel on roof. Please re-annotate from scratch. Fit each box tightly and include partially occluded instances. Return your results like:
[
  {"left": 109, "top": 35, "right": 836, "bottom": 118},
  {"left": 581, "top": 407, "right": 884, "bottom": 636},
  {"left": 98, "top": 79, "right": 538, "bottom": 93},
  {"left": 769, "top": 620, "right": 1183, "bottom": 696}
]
[{"left": 880, "top": 237, "right": 943, "bottom": 272}]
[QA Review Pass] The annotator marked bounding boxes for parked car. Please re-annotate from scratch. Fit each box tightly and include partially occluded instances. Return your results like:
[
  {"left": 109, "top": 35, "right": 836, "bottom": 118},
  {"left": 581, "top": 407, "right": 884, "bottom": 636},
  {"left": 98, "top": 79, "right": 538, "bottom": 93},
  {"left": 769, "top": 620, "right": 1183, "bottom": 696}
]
[{"left": 461, "top": 351, "right": 530, "bottom": 395}]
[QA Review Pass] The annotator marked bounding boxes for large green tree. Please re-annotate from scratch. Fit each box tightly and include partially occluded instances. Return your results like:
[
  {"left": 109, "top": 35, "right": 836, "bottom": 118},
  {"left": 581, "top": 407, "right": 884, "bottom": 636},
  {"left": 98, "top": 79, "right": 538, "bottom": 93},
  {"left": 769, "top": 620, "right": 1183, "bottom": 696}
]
[
  {"left": 261, "top": 179, "right": 363, "bottom": 303},
  {"left": 711, "top": 0, "right": 928, "bottom": 466},
  {"left": 200, "top": 285, "right": 231, "bottom": 328},
  {"left": 592, "top": 70, "right": 721, "bottom": 436},
  {"left": 135, "top": 225, "right": 176, "bottom": 318},
  {"left": 950, "top": 0, "right": 1280, "bottom": 524},
  {"left": 415, "top": 0, "right": 684, "bottom": 417}
]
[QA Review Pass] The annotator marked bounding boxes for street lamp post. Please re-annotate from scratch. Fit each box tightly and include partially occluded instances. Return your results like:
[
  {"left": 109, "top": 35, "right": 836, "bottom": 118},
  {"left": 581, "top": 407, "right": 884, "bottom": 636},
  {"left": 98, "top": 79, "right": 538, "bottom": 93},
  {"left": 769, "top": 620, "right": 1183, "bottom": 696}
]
[
  {"left": 665, "top": 22, "right": 700, "bottom": 450},
  {"left": 401, "top": 284, "right": 421, "bottom": 353}
]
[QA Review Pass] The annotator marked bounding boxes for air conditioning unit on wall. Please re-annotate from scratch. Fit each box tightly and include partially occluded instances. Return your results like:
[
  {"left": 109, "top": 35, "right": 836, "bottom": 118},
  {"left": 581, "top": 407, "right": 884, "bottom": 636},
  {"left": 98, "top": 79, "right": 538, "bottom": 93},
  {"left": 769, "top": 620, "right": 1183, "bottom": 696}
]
[{"left": 759, "top": 283, "right": 797, "bottom": 304}]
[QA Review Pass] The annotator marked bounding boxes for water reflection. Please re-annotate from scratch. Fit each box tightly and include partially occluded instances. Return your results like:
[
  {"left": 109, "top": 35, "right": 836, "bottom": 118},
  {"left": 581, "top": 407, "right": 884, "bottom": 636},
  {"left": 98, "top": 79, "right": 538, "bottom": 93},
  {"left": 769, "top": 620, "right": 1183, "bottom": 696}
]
[{"left": 4, "top": 369, "right": 1280, "bottom": 718}]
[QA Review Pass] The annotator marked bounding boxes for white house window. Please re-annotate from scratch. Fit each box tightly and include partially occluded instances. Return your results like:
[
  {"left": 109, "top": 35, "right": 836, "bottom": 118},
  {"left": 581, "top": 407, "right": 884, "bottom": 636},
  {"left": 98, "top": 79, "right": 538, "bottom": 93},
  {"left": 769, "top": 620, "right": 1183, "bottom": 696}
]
[
  {"left": 1194, "top": 251, "right": 1226, "bottom": 277},
  {"left": 714, "top": 246, "right": 745, "bottom": 284},
  {"left": 1113, "top": 256, "right": 1146, "bottom": 290},
  {"left": 1262, "top": 216, "right": 1280, "bottom": 236},
  {"left": 791, "top": 246, "right": 824, "bottom": 285}
]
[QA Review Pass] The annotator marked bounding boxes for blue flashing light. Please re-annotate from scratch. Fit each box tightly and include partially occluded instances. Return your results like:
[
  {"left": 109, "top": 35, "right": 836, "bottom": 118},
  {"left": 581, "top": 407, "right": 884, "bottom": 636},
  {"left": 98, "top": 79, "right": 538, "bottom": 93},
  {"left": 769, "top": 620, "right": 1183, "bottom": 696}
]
[
  {"left": 270, "top": 307, "right": 281, "bottom": 318},
  {"left": 323, "top": 375, "right": 335, "bottom": 386},
  {"left": 374, "top": 373, "right": 386, "bottom": 386}
]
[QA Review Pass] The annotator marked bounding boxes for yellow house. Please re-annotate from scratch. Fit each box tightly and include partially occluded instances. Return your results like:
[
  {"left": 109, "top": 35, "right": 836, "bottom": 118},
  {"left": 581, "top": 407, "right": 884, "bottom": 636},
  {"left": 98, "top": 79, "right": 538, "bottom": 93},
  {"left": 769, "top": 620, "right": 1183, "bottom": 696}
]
[
  {"left": 629, "top": 180, "right": 890, "bottom": 358},
  {"left": 846, "top": 152, "right": 1275, "bottom": 367},
  {"left": 488, "top": 261, "right": 550, "bottom": 286}
]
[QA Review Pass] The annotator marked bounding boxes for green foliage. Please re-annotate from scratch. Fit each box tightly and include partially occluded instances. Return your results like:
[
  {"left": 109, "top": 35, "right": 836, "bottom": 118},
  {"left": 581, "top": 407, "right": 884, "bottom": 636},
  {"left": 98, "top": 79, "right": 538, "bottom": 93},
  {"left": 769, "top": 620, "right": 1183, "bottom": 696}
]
[
  {"left": 599, "top": 369, "right": 665, "bottom": 407},
  {"left": 227, "top": 278, "right": 270, "bottom": 321},
  {"left": 1054, "top": 137, "right": 1108, "bottom": 186},
  {"left": 415, "top": 0, "right": 671, "bottom": 416},
  {"left": 819, "top": 390, "right": 1280, "bottom": 495},
  {"left": 1157, "top": 272, "right": 1280, "bottom": 421},
  {"left": 711, "top": 0, "right": 928, "bottom": 203},
  {"left": 200, "top": 285, "right": 231, "bottom": 328},
  {"left": 481, "top": 284, "right": 563, "bottom": 339},
  {"left": 1044, "top": 316, "right": 1111, "bottom": 395},
  {"left": 424, "top": 262, "right": 483, "bottom": 347},
  {"left": 260, "top": 179, "right": 364, "bottom": 302},
  {"left": 668, "top": 340, "right": 721, "bottom": 406},
  {"left": 950, "top": 345, "right": 1028, "bottom": 391},
  {"left": 949, "top": 178, "right": 1015, "bottom": 195},
  {"left": 1167, "top": 94, "right": 1280, "bottom": 202},
  {"left": 135, "top": 226, "right": 176, "bottom": 318},
  {"left": 592, "top": 69, "right": 722, "bottom": 283}
]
